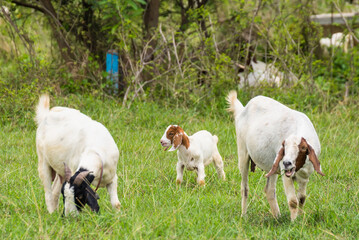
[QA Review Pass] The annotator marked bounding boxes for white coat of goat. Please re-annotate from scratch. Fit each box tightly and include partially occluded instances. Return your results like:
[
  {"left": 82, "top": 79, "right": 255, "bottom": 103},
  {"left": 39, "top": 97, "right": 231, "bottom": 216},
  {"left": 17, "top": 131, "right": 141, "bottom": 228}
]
[
  {"left": 227, "top": 91, "right": 324, "bottom": 221},
  {"left": 35, "top": 95, "right": 121, "bottom": 216}
]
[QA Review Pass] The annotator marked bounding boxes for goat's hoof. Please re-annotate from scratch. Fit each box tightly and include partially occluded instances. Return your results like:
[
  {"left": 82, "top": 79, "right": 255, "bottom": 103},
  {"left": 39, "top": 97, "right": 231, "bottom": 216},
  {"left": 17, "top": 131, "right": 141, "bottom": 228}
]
[
  {"left": 271, "top": 210, "right": 281, "bottom": 219},
  {"left": 47, "top": 206, "right": 56, "bottom": 214},
  {"left": 198, "top": 180, "right": 205, "bottom": 186},
  {"left": 176, "top": 179, "right": 182, "bottom": 185},
  {"left": 290, "top": 214, "right": 298, "bottom": 221},
  {"left": 114, "top": 202, "right": 121, "bottom": 210}
]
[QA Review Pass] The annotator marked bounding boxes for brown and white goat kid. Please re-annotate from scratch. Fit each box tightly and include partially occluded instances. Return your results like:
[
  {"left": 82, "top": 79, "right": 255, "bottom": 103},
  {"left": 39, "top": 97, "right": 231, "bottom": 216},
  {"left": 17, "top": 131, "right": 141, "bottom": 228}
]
[
  {"left": 227, "top": 91, "right": 324, "bottom": 221},
  {"left": 35, "top": 95, "right": 121, "bottom": 216},
  {"left": 160, "top": 125, "right": 225, "bottom": 185}
]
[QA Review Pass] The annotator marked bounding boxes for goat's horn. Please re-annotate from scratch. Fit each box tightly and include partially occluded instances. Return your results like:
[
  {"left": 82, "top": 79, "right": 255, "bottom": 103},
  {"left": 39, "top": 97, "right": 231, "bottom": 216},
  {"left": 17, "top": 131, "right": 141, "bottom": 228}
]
[
  {"left": 73, "top": 171, "right": 92, "bottom": 186},
  {"left": 63, "top": 162, "right": 72, "bottom": 183}
]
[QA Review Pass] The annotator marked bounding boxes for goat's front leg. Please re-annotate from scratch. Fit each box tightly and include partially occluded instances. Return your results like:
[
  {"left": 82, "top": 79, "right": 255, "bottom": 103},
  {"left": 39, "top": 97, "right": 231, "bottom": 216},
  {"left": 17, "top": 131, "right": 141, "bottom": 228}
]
[
  {"left": 296, "top": 177, "right": 309, "bottom": 213},
  {"left": 237, "top": 144, "right": 249, "bottom": 217},
  {"left": 264, "top": 174, "right": 280, "bottom": 218},
  {"left": 176, "top": 162, "right": 184, "bottom": 185},
  {"left": 38, "top": 160, "right": 57, "bottom": 213},
  {"left": 196, "top": 162, "right": 206, "bottom": 186},
  {"left": 51, "top": 174, "right": 63, "bottom": 210},
  {"left": 282, "top": 176, "right": 298, "bottom": 221},
  {"left": 106, "top": 174, "right": 121, "bottom": 210}
]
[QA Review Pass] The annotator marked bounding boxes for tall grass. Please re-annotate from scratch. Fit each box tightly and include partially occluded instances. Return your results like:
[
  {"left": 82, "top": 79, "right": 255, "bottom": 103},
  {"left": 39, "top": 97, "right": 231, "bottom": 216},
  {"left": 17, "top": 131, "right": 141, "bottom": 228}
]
[{"left": 0, "top": 94, "right": 358, "bottom": 239}]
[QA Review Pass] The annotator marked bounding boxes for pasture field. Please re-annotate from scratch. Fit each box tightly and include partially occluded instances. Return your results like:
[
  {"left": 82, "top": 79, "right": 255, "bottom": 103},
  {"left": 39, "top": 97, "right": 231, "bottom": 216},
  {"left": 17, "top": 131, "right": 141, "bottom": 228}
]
[{"left": 0, "top": 94, "right": 358, "bottom": 239}]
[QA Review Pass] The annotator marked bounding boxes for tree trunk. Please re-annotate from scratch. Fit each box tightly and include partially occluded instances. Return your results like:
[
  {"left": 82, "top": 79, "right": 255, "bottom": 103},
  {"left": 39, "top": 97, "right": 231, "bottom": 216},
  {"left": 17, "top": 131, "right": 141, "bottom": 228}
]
[
  {"left": 144, "top": 0, "right": 160, "bottom": 36},
  {"left": 39, "top": 0, "right": 75, "bottom": 66},
  {"left": 141, "top": 0, "right": 160, "bottom": 84},
  {"left": 144, "top": 0, "right": 160, "bottom": 61}
]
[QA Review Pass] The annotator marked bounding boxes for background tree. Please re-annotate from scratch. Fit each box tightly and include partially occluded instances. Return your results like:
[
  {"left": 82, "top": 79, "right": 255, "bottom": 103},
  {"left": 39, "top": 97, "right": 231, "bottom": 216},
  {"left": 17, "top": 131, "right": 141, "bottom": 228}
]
[{"left": 1, "top": 0, "right": 359, "bottom": 112}]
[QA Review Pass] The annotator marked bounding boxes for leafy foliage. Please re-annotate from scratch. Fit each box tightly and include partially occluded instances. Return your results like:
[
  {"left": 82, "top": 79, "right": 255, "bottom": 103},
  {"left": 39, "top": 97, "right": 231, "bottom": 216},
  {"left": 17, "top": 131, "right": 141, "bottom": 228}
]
[{"left": 1, "top": 0, "right": 359, "bottom": 120}]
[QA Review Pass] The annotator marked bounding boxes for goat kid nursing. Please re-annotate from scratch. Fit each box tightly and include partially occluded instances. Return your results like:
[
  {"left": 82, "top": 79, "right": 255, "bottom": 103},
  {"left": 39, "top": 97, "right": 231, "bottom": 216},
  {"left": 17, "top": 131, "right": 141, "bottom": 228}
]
[
  {"left": 227, "top": 91, "right": 324, "bottom": 221},
  {"left": 35, "top": 95, "right": 121, "bottom": 216},
  {"left": 160, "top": 125, "right": 225, "bottom": 186}
]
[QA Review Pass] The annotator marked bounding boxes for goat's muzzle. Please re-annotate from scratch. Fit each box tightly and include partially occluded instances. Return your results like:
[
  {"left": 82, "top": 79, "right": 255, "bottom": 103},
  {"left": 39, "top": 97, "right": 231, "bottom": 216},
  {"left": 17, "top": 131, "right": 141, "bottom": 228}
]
[{"left": 284, "top": 167, "right": 296, "bottom": 177}]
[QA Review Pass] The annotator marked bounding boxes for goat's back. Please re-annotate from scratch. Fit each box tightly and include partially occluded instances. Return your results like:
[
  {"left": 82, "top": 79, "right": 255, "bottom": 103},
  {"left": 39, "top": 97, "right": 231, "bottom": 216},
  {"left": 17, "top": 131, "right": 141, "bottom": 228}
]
[
  {"left": 36, "top": 106, "right": 119, "bottom": 175},
  {"left": 188, "top": 130, "right": 218, "bottom": 161}
]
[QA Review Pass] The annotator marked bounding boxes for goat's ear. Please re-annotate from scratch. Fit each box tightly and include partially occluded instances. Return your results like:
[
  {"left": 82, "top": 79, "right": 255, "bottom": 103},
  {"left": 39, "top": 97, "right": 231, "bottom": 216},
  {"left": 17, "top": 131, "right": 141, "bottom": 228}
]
[
  {"left": 299, "top": 137, "right": 308, "bottom": 153},
  {"left": 266, "top": 146, "right": 285, "bottom": 177},
  {"left": 306, "top": 142, "right": 325, "bottom": 176},
  {"left": 86, "top": 187, "right": 100, "bottom": 213},
  {"left": 63, "top": 162, "right": 72, "bottom": 183},
  {"left": 169, "top": 133, "right": 182, "bottom": 151}
]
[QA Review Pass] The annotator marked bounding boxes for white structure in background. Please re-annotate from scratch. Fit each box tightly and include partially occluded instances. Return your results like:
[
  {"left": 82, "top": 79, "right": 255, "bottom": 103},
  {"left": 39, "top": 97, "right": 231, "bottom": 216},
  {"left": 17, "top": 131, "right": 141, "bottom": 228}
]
[
  {"left": 238, "top": 60, "right": 298, "bottom": 89},
  {"left": 319, "top": 32, "right": 354, "bottom": 54}
]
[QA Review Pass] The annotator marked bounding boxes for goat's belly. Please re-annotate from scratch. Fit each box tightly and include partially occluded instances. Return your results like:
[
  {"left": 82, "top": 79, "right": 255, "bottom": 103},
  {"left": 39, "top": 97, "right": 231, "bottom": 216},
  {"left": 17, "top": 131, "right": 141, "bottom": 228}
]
[
  {"left": 184, "top": 162, "right": 198, "bottom": 171},
  {"left": 254, "top": 161, "right": 272, "bottom": 172},
  {"left": 249, "top": 154, "right": 275, "bottom": 172},
  {"left": 203, "top": 157, "right": 213, "bottom": 166},
  {"left": 186, "top": 166, "right": 197, "bottom": 171}
]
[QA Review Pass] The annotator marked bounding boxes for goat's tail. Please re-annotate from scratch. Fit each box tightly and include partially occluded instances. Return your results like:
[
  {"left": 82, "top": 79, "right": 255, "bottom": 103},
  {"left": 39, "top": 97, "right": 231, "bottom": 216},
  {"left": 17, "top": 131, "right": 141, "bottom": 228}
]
[
  {"left": 213, "top": 135, "right": 218, "bottom": 144},
  {"left": 226, "top": 90, "right": 244, "bottom": 118},
  {"left": 35, "top": 94, "right": 50, "bottom": 125}
]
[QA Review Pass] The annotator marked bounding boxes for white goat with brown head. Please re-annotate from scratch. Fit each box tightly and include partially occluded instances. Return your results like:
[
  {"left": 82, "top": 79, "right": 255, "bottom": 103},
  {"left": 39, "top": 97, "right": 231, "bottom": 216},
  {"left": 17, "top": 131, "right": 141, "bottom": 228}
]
[
  {"left": 160, "top": 125, "right": 225, "bottom": 186},
  {"left": 35, "top": 95, "right": 121, "bottom": 216},
  {"left": 227, "top": 91, "right": 324, "bottom": 221}
]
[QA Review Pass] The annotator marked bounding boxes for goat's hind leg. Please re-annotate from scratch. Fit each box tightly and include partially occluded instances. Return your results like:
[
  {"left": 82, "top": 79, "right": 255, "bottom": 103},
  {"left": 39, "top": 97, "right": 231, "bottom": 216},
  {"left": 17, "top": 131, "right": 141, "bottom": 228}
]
[
  {"left": 264, "top": 175, "right": 280, "bottom": 218},
  {"left": 196, "top": 162, "right": 206, "bottom": 186},
  {"left": 38, "top": 159, "right": 57, "bottom": 213},
  {"left": 106, "top": 174, "right": 121, "bottom": 210},
  {"left": 212, "top": 151, "right": 225, "bottom": 180},
  {"left": 238, "top": 149, "right": 250, "bottom": 217}
]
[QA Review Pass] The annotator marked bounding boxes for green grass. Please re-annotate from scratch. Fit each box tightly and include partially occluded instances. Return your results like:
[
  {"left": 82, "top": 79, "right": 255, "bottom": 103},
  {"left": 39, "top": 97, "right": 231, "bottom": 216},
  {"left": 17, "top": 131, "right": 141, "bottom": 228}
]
[{"left": 0, "top": 95, "right": 358, "bottom": 239}]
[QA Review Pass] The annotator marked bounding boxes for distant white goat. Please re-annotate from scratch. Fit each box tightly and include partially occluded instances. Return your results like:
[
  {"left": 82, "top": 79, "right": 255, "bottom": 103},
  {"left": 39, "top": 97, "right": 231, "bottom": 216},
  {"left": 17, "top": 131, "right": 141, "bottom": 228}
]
[
  {"left": 227, "top": 91, "right": 324, "bottom": 221},
  {"left": 35, "top": 95, "right": 121, "bottom": 216},
  {"left": 238, "top": 60, "right": 297, "bottom": 88},
  {"left": 160, "top": 125, "right": 225, "bottom": 185},
  {"left": 320, "top": 32, "right": 354, "bottom": 54}
]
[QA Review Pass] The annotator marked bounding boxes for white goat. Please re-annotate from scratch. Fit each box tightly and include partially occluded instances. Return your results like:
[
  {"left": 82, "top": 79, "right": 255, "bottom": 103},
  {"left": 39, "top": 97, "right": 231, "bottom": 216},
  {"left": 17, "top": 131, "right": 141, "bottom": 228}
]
[
  {"left": 35, "top": 95, "right": 121, "bottom": 216},
  {"left": 238, "top": 60, "right": 298, "bottom": 89},
  {"left": 320, "top": 32, "right": 354, "bottom": 55},
  {"left": 227, "top": 91, "right": 324, "bottom": 221},
  {"left": 160, "top": 125, "right": 225, "bottom": 185}
]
